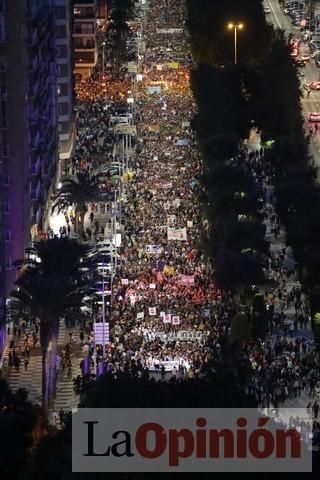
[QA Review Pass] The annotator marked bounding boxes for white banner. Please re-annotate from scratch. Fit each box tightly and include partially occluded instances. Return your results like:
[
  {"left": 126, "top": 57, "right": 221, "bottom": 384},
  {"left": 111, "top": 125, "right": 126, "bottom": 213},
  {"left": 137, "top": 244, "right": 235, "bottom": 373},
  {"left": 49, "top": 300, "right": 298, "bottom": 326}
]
[
  {"left": 149, "top": 360, "right": 180, "bottom": 371},
  {"left": 146, "top": 245, "right": 162, "bottom": 254},
  {"left": 163, "top": 314, "right": 172, "bottom": 324},
  {"left": 156, "top": 28, "right": 183, "bottom": 34},
  {"left": 121, "top": 278, "right": 129, "bottom": 285},
  {"left": 136, "top": 312, "right": 144, "bottom": 320},
  {"left": 167, "top": 227, "right": 187, "bottom": 241},
  {"left": 172, "top": 316, "right": 180, "bottom": 325},
  {"left": 149, "top": 283, "right": 156, "bottom": 289},
  {"left": 149, "top": 307, "right": 157, "bottom": 316},
  {"left": 146, "top": 331, "right": 209, "bottom": 342}
]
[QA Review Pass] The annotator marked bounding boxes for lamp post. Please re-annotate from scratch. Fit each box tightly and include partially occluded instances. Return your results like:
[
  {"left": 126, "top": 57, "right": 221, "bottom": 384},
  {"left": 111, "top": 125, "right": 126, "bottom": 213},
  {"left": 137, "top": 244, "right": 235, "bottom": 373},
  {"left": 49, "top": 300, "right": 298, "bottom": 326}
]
[
  {"left": 101, "top": 41, "right": 106, "bottom": 81},
  {"left": 227, "top": 22, "right": 244, "bottom": 65}
]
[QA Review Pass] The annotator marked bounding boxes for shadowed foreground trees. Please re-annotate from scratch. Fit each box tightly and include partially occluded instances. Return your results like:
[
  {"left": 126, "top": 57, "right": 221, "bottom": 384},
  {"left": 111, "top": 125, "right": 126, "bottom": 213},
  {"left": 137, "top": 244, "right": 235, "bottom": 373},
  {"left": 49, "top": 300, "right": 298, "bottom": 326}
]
[
  {"left": 10, "top": 238, "right": 91, "bottom": 414},
  {"left": 0, "top": 379, "right": 38, "bottom": 478}
]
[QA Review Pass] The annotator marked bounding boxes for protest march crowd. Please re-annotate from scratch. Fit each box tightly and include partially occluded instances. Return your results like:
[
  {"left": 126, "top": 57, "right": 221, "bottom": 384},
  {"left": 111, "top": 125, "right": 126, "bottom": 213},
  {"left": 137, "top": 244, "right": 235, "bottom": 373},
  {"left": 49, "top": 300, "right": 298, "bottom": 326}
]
[
  {"left": 61, "top": 0, "right": 320, "bottom": 413},
  {"left": 68, "top": 0, "right": 320, "bottom": 415},
  {"left": 4, "top": 0, "right": 320, "bottom": 420}
]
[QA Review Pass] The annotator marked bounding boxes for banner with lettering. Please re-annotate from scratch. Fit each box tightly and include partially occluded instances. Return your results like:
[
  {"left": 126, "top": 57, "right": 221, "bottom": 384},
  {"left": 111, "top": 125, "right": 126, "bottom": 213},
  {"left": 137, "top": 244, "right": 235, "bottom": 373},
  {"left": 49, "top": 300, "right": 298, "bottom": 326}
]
[
  {"left": 146, "top": 245, "right": 162, "bottom": 254},
  {"left": 156, "top": 28, "right": 183, "bottom": 34},
  {"left": 149, "top": 360, "right": 180, "bottom": 371},
  {"left": 167, "top": 227, "right": 187, "bottom": 241},
  {"left": 144, "top": 331, "right": 209, "bottom": 342},
  {"left": 172, "top": 316, "right": 181, "bottom": 325}
]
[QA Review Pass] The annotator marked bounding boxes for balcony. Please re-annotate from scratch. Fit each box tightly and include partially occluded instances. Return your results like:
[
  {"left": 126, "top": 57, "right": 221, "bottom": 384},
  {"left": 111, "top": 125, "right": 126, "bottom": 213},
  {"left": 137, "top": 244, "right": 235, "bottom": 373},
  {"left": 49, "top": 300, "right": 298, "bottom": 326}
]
[
  {"left": 29, "top": 105, "right": 39, "bottom": 125},
  {"left": 30, "top": 155, "right": 41, "bottom": 176},
  {"left": 73, "top": 6, "right": 95, "bottom": 18},
  {"left": 74, "top": 39, "right": 95, "bottom": 49},
  {"left": 74, "top": 1, "right": 96, "bottom": 6},
  {"left": 27, "top": 28, "right": 39, "bottom": 48},
  {"left": 31, "top": 205, "right": 42, "bottom": 226},
  {"left": 73, "top": 26, "right": 95, "bottom": 35},
  {"left": 31, "top": 179, "right": 41, "bottom": 202},
  {"left": 30, "top": 129, "right": 41, "bottom": 150},
  {"left": 74, "top": 50, "right": 96, "bottom": 66},
  {"left": 28, "top": 54, "right": 39, "bottom": 73},
  {"left": 29, "top": 79, "right": 40, "bottom": 99}
]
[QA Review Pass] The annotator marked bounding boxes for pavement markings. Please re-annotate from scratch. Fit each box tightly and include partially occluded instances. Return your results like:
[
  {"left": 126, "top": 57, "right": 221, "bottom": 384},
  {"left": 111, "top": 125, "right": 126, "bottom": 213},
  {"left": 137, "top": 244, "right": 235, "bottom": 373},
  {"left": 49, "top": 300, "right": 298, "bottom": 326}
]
[{"left": 267, "top": 0, "right": 282, "bottom": 29}]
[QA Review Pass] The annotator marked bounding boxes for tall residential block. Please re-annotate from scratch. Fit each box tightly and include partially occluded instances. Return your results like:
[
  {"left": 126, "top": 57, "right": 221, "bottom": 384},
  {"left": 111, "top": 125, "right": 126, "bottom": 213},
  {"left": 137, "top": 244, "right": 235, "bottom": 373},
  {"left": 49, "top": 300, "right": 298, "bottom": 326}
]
[
  {"left": 73, "top": 0, "right": 98, "bottom": 80},
  {"left": 55, "top": 0, "right": 76, "bottom": 176},
  {"left": 0, "top": 0, "right": 64, "bottom": 358}
]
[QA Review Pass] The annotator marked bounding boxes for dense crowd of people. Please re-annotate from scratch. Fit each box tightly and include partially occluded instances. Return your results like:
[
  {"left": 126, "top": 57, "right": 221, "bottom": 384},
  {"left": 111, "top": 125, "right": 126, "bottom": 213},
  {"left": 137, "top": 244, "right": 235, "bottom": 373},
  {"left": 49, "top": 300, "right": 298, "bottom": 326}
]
[{"left": 3, "top": 0, "right": 320, "bottom": 423}]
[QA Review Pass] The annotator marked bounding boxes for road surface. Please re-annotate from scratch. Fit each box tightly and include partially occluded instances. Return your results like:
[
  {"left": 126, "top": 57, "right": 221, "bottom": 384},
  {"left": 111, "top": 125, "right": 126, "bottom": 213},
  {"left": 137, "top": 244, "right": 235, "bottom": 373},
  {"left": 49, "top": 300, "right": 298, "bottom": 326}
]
[{"left": 265, "top": 0, "right": 320, "bottom": 174}]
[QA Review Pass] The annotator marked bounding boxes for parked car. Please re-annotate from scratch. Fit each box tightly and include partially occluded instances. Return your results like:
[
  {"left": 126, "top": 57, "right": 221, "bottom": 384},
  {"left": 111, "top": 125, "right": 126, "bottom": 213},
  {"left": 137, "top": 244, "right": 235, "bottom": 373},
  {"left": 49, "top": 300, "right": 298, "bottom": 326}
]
[
  {"left": 300, "top": 53, "right": 310, "bottom": 61},
  {"left": 309, "top": 112, "right": 320, "bottom": 121},
  {"left": 264, "top": 7, "right": 271, "bottom": 14},
  {"left": 309, "top": 81, "right": 320, "bottom": 90},
  {"left": 311, "top": 50, "right": 320, "bottom": 58}
]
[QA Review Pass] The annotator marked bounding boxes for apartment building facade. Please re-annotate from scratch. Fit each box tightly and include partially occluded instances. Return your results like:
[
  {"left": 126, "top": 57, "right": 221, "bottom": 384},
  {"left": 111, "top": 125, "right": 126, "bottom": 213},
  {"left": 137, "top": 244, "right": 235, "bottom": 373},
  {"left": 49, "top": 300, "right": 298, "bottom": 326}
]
[
  {"left": 55, "top": 0, "right": 75, "bottom": 177},
  {"left": 73, "top": 0, "right": 98, "bottom": 79},
  {"left": 0, "top": 0, "right": 61, "bottom": 358}
]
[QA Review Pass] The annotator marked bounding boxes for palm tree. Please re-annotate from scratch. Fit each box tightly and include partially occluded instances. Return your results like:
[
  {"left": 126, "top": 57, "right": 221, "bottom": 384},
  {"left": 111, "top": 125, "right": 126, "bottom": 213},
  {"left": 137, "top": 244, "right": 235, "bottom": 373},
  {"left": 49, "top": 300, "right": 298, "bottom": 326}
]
[
  {"left": 10, "top": 238, "right": 91, "bottom": 415},
  {"left": 52, "top": 172, "right": 101, "bottom": 235}
]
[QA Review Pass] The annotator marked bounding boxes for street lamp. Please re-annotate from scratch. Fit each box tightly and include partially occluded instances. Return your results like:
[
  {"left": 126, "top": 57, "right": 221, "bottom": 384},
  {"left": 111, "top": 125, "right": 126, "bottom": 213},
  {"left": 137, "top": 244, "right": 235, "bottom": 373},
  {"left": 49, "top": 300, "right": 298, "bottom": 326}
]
[
  {"left": 227, "top": 22, "right": 244, "bottom": 65},
  {"left": 101, "top": 41, "right": 106, "bottom": 81}
]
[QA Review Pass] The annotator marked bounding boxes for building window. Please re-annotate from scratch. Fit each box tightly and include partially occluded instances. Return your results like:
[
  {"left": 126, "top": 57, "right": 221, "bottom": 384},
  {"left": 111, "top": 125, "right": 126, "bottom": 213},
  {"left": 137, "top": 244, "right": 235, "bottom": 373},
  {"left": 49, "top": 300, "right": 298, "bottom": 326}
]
[
  {"left": 56, "top": 44, "right": 67, "bottom": 58},
  {"left": 74, "top": 23, "right": 94, "bottom": 35},
  {"left": 55, "top": 6, "right": 66, "bottom": 19},
  {"left": 3, "top": 143, "right": 9, "bottom": 156},
  {"left": 0, "top": 55, "right": 6, "bottom": 71},
  {"left": 58, "top": 102, "right": 69, "bottom": 116},
  {"left": 5, "top": 256, "right": 11, "bottom": 270},
  {"left": 56, "top": 24, "right": 67, "bottom": 39},
  {"left": 1, "top": 99, "right": 7, "bottom": 126},
  {"left": 4, "top": 200, "right": 10, "bottom": 213},
  {"left": 59, "top": 83, "right": 68, "bottom": 97},
  {"left": 5, "top": 229, "right": 11, "bottom": 241},
  {"left": 57, "top": 63, "right": 68, "bottom": 77},
  {"left": 2, "top": 173, "right": 9, "bottom": 185},
  {"left": 0, "top": 9, "right": 6, "bottom": 42}
]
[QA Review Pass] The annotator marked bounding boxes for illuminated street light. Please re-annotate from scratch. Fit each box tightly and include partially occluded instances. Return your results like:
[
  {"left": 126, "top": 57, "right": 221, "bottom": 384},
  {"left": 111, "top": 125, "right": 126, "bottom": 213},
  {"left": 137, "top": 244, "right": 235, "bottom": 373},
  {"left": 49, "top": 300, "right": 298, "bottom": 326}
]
[{"left": 227, "top": 22, "right": 244, "bottom": 65}]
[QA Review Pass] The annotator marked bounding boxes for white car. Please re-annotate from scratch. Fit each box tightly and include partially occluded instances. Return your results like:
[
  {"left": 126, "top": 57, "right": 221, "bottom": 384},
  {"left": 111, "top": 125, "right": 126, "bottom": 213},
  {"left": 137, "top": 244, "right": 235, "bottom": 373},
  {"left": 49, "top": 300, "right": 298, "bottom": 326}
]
[
  {"left": 300, "top": 53, "right": 310, "bottom": 61},
  {"left": 264, "top": 6, "right": 271, "bottom": 14}
]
